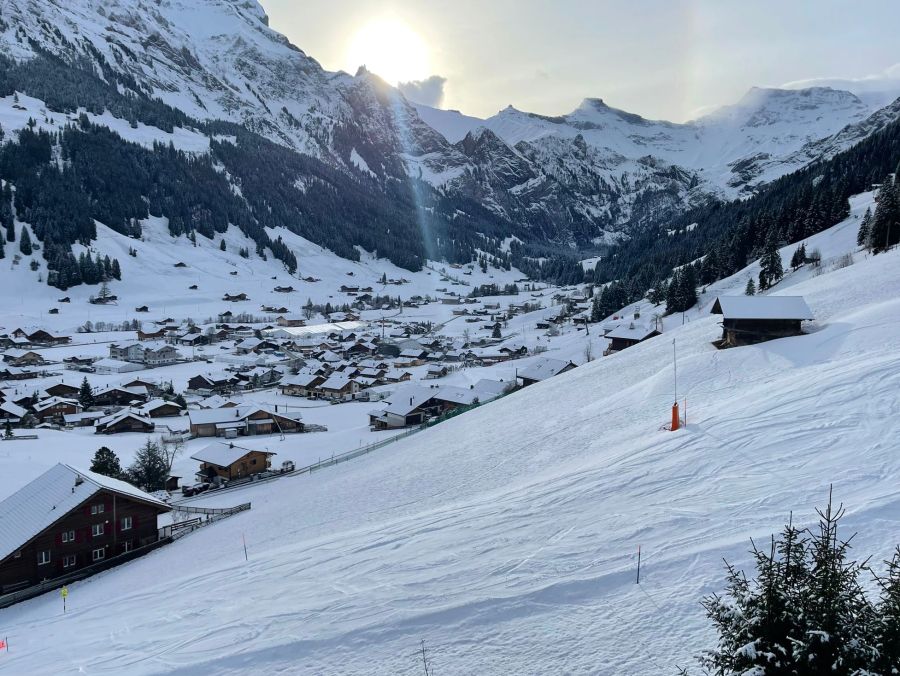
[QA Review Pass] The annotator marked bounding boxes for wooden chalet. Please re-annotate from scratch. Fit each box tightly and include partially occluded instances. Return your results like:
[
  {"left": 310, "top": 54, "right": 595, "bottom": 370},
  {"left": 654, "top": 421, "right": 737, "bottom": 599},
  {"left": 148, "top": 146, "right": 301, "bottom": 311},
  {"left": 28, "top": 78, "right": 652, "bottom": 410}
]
[
  {"left": 316, "top": 375, "right": 360, "bottom": 401},
  {"left": 711, "top": 296, "right": 814, "bottom": 347},
  {"left": 12, "top": 328, "right": 70, "bottom": 346},
  {"left": 222, "top": 293, "right": 249, "bottom": 302},
  {"left": 279, "top": 374, "right": 325, "bottom": 397},
  {"left": 605, "top": 323, "right": 661, "bottom": 353},
  {"left": 32, "top": 397, "right": 81, "bottom": 423},
  {"left": 190, "top": 443, "right": 275, "bottom": 482},
  {"left": 0, "top": 464, "right": 170, "bottom": 594},
  {"left": 2, "top": 349, "right": 46, "bottom": 367},
  {"left": 518, "top": 358, "right": 577, "bottom": 387},
  {"left": 43, "top": 382, "right": 80, "bottom": 399},
  {"left": 368, "top": 387, "right": 441, "bottom": 430},
  {"left": 93, "top": 385, "right": 149, "bottom": 407},
  {"left": 138, "top": 399, "right": 184, "bottom": 418},
  {"left": 187, "top": 406, "right": 304, "bottom": 438},
  {"left": 95, "top": 410, "right": 155, "bottom": 435}
]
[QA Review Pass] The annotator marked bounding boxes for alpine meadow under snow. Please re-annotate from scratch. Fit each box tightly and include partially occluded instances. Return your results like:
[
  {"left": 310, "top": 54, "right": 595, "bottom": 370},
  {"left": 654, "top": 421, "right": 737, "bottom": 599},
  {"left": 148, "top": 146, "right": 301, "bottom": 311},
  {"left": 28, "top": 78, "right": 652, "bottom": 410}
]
[{"left": 0, "top": 0, "right": 898, "bottom": 673}]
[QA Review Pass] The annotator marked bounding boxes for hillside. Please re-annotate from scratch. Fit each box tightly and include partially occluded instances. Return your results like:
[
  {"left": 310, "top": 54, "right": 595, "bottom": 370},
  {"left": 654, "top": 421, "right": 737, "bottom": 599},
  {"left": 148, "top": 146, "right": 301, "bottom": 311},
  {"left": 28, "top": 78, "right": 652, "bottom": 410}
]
[{"left": 0, "top": 207, "right": 897, "bottom": 674}]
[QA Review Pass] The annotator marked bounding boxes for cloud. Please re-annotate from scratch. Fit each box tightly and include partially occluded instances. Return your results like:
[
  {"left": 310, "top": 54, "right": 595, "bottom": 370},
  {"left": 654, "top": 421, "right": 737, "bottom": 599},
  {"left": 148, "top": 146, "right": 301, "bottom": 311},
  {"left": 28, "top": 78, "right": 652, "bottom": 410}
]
[
  {"left": 398, "top": 75, "right": 447, "bottom": 108},
  {"left": 780, "top": 63, "right": 900, "bottom": 104}
]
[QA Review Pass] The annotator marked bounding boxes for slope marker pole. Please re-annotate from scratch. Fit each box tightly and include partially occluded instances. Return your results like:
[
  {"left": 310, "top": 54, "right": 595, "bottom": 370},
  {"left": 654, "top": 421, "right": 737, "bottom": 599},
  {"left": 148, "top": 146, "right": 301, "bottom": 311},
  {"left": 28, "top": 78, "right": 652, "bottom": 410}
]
[{"left": 636, "top": 545, "right": 642, "bottom": 584}]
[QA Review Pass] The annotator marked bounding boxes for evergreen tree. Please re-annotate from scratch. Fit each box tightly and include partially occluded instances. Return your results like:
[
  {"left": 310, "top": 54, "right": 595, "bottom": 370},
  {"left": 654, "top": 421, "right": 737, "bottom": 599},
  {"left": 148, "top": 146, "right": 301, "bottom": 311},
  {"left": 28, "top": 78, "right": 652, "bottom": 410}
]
[
  {"left": 857, "top": 207, "right": 872, "bottom": 249},
  {"left": 789, "top": 242, "right": 806, "bottom": 270},
  {"left": 870, "top": 176, "right": 900, "bottom": 253},
  {"left": 78, "top": 376, "right": 95, "bottom": 408},
  {"left": 758, "top": 240, "right": 784, "bottom": 290},
  {"left": 219, "top": 239, "right": 226, "bottom": 251},
  {"left": 492, "top": 324, "right": 501, "bottom": 339},
  {"left": 111, "top": 257, "right": 121, "bottom": 280},
  {"left": 4, "top": 419, "right": 12, "bottom": 439},
  {"left": 744, "top": 277, "right": 756, "bottom": 296},
  {"left": 90, "top": 446, "right": 123, "bottom": 478},
  {"left": 127, "top": 439, "right": 168, "bottom": 491},
  {"left": 696, "top": 497, "right": 890, "bottom": 676},
  {"left": 793, "top": 497, "right": 876, "bottom": 674},
  {"left": 18, "top": 225, "right": 32, "bottom": 255},
  {"left": 872, "top": 547, "right": 900, "bottom": 674}
]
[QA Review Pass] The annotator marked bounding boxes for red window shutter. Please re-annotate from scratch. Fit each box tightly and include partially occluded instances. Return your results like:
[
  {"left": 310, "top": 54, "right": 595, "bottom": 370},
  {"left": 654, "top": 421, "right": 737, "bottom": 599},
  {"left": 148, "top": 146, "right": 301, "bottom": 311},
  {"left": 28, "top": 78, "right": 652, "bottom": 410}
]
[{"left": 57, "top": 531, "right": 63, "bottom": 545}]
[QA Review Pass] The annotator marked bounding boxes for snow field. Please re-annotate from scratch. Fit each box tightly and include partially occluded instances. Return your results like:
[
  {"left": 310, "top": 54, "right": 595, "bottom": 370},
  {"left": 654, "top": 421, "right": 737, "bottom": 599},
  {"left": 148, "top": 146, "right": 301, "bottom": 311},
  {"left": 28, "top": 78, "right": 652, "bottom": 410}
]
[{"left": 0, "top": 211, "right": 897, "bottom": 673}]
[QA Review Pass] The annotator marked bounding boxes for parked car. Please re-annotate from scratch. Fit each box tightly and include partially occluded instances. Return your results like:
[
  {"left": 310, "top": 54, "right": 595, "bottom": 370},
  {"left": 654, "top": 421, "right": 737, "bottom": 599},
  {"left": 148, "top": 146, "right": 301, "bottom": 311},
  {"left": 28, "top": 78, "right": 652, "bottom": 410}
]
[
  {"left": 181, "top": 482, "right": 211, "bottom": 497},
  {"left": 281, "top": 460, "right": 295, "bottom": 473}
]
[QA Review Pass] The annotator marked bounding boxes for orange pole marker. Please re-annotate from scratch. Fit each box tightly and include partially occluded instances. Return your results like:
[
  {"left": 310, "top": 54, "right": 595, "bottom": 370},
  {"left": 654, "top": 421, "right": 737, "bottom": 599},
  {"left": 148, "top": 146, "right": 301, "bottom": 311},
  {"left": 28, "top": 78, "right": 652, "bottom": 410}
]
[{"left": 671, "top": 402, "right": 680, "bottom": 431}]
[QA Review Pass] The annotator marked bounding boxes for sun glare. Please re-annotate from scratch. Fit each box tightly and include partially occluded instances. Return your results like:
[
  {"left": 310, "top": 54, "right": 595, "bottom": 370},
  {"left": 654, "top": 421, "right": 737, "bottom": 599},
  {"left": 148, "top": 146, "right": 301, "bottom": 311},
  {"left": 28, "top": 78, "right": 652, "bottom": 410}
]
[{"left": 346, "top": 20, "right": 429, "bottom": 85}]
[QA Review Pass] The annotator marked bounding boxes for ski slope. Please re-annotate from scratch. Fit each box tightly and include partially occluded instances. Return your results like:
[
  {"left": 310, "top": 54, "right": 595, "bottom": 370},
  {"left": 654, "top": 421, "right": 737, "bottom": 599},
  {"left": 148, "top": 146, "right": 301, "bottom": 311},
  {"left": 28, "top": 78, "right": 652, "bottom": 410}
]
[{"left": 1, "top": 227, "right": 899, "bottom": 674}]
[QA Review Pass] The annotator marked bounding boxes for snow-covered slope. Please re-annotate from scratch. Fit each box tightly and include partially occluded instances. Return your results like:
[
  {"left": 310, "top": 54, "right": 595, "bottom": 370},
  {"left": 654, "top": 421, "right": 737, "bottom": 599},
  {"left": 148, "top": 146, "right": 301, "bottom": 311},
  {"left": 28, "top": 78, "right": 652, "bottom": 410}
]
[{"left": 0, "top": 202, "right": 897, "bottom": 674}]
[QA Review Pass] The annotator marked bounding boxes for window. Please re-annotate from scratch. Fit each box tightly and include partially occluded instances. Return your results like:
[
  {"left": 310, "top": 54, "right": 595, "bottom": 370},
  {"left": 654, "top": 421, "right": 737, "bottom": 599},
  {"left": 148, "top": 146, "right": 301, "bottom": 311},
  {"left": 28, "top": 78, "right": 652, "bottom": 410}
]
[
  {"left": 38, "top": 550, "right": 51, "bottom": 566},
  {"left": 121, "top": 516, "right": 132, "bottom": 531},
  {"left": 63, "top": 554, "right": 77, "bottom": 569},
  {"left": 123, "top": 540, "right": 133, "bottom": 553},
  {"left": 91, "top": 503, "right": 105, "bottom": 515},
  {"left": 92, "top": 548, "right": 105, "bottom": 562},
  {"left": 92, "top": 523, "right": 105, "bottom": 537},
  {"left": 61, "top": 530, "right": 75, "bottom": 543}
]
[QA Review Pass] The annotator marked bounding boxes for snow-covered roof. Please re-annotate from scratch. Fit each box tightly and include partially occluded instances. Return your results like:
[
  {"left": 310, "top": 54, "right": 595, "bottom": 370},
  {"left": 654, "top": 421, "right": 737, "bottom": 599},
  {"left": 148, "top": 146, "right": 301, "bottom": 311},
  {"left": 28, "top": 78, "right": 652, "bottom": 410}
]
[
  {"left": 377, "top": 386, "right": 436, "bottom": 416},
  {"left": 0, "top": 401, "right": 27, "bottom": 419},
  {"left": 0, "top": 464, "right": 169, "bottom": 562},
  {"left": 319, "top": 375, "right": 353, "bottom": 391},
  {"left": 711, "top": 295, "right": 814, "bottom": 320},
  {"left": 518, "top": 358, "right": 576, "bottom": 382},
  {"left": 97, "top": 409, "right": 153, "bottom": 427},
  {"left": 282, "top": 374, "right": 323, "bottom": 387},
  {"left": 606, "top": 323, "right": 659, "bottom": 341},
  {"left": 433, "top": 386, "right": 479, "bottom": 406},
  {"left": 190, "top": 442, "right": 274, "bottom": 468}
]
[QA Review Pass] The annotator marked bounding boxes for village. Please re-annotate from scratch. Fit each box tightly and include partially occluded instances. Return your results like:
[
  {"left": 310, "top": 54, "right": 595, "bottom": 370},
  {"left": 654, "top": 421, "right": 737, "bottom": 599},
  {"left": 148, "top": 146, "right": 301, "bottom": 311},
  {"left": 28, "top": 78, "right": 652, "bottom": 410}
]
[{"left": 0, "top": 212, "right": 829, "bottom": 604}]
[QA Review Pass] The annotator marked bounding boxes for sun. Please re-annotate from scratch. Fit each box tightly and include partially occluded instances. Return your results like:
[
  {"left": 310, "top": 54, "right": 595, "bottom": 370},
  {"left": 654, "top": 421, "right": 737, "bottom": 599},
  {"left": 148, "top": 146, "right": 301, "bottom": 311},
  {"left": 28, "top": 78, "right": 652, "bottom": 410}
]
[{"left": 346, "top": 20, "right": 429, "bottom": 85}]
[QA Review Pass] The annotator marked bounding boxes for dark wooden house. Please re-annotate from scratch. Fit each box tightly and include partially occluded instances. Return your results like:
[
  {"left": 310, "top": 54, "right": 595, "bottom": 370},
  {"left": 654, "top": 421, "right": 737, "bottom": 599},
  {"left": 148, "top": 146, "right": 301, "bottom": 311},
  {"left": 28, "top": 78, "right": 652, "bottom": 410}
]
[
  {"left": 711, "top": 296, "right": 814, "bottom": 347},
  {"left": 605, "top": 323, "right": 661, "bottom": 353},
  {"left": 190, "top": 443, "right": 275, "bottom": 481},
  {"left": 0, "top": 464, "right": 170, "bottom": 594},
  {"left": 95, "top": 410, "right": 155, "bottom": 435}
]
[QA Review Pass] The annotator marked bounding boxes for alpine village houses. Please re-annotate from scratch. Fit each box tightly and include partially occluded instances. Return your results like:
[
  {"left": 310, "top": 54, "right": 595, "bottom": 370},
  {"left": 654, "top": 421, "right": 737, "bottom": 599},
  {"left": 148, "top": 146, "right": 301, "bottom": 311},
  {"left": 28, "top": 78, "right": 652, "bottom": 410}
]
[{"left": 0, "top": 465, "right": 171, "bottom": 595}]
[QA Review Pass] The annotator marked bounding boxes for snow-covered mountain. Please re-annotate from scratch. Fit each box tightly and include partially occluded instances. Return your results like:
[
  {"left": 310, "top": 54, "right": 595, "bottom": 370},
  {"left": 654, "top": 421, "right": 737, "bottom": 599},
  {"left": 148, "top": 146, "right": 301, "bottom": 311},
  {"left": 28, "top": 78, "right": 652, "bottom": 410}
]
[{"left": 0, "top": 0, "right": 898, "bottom": 251}]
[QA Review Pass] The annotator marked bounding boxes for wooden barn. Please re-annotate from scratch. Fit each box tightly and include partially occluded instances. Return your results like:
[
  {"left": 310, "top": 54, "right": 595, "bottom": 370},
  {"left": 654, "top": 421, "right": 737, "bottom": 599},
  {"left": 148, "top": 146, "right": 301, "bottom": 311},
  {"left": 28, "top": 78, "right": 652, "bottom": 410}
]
[
  {"left": 711, "top": 296, "right": 814, "bottom": 347},
  {"left": 605, "top": 323, "right": 661, "bottom": 353},
  {"left": 190, "top": 443, "right": 275, "bottom": 482},
  {"left": 0, "top": 464, "right": 170, "bottom": 594}
]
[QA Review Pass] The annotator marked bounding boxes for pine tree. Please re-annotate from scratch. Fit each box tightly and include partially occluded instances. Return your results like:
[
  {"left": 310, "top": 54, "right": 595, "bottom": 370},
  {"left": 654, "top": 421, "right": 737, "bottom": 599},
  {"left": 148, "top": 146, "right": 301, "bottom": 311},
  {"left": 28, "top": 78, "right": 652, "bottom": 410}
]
[
  {"left": 219, "top": 239, "right": 226, "bottom": 251},
  {"left": 870, "top": 176, "right": 900, "bottom": 253},
  {"left": 872, "top": 547, "right": 900, "bottom": 674},
  {"left": 90, "top": 446, "right": 123, "bottom": 478},
  {"left": 744, "top": 277, "right": 756, "bottom": 296},
  {"left": 758, "top": 240, "right": 784, "bottom": 290},
  {"left": 127, "top": 439, "right": 169, "bottom": 491},
  {"left": 857, "top": 207, "right": 872, "bottom": 249},
  {"left": 111, "top": 258, "right": 121, "bottom": 280},
  {"left": 78, "top": 376, "right": 95, "bottom": 408},
  {"left": 793, "top": 495, "right": 877, "bottom": 674},
  {"left": 492, "top": 324, "right": 501, "bottom": 339},
  {"left": 19, "top": 226, "right": 32, "bottom": 255},
  {"left": 789, "top": 243, "right": 806, "bottom": 270}
]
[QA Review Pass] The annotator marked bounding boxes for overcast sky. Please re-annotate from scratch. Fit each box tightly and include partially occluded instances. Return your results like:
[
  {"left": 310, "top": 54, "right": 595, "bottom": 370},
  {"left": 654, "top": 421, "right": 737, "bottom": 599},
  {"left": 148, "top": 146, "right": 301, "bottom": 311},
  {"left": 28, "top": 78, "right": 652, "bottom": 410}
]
[{"left": 263, "top": 0, "right": 900, "bottom": 122}]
